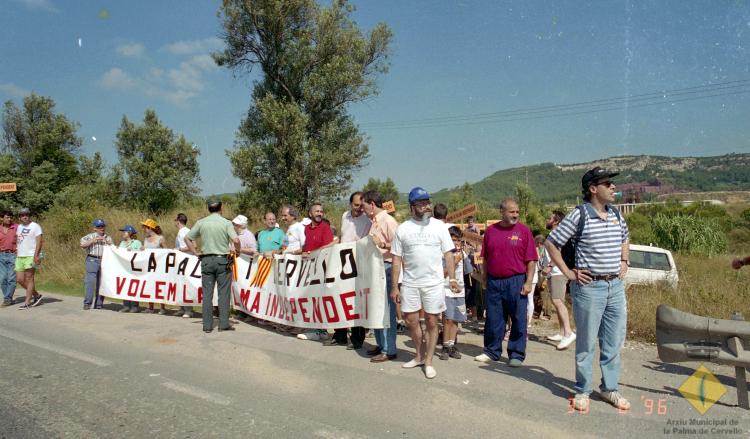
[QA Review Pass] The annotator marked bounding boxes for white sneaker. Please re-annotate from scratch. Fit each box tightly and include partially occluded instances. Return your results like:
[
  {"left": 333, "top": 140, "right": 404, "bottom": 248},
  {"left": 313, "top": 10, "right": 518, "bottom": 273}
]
[
  {"left": 474, "top": 353, "right": 495, "bottom": 363},
  {"left": 547, "top": 333, "right": 563, "bottom": 342},
  {"left": 297, "top": 330, "right": 328, "bottom": 341},
  {"left": 557, "top": 333, "right": 577, "bottom": 350},
  {"left": 600, "top": 390, "right": 631, "bottom": 411},
  {"left": 402, "top": 358, "right": 424, "bottom": 369},
  {"left": 424, "top": 365, "right": 437, "bottom": 379}
]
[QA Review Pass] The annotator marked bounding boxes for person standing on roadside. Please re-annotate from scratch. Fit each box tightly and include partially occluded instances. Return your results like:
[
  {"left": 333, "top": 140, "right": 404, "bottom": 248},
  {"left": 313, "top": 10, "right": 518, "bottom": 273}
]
[
  {"left": 474, "top": 198, "right": 538, "bottom": 368},
  {"left": 175, "top": 213, "right": 195, "bottom": 318},
  {"left": 541, "top": 210, "right": 576, "bottom": 350},
  {"left": 16, "top": 208, "right": 43, "bottom": 310},
  {"left": 0, "top": 210, "right": 17, "bottom": 307},
  {"left": 391, "top": 187, "right": 458, "bottom": 379},
  {"left": 297, "top": 202, "right": 335, "bottom": 341},
  {"left": 118, "top": 225, "right": 142, "bottom": 313},
  {"left": 326, "top": 192, "right": 371, "bottom": 349},
  {"left": 363, "top": 190, "right": 400, "bottom": 363},
  {"left": 142, "top": 219, "right": 167, "bottom": 315},
  {"left": 545, "top": 167, "right": 631, "bottom": 412},
  {"left": 80, "top": 219, "right": 113, "bottom": 310},
  {"left": 185, "top": 198, "right": 240, "bottom": 333}
]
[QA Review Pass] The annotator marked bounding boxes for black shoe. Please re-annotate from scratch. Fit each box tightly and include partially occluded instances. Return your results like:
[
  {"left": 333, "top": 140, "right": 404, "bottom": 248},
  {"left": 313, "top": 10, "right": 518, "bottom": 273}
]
[
  {"left": 83, "top": 304, "right": 91, "bottom": 310},
  {"left": 31, "top": 294, "right": 43, "bottom": 307},
  {"left": 439, "top": 346, "right": 450, "bottom": 361},
  {"left": 449, "top": 346, "right": 462, "bottom": 359},
  {"left": 324, "top": 338, "right": 347, "bottom": 346},
  {"left": 218, "top": 326, "right": 235, "bottom": 332}
]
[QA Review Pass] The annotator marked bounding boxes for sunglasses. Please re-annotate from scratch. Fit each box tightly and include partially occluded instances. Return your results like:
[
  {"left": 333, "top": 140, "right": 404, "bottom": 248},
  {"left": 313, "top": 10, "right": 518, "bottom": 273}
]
[{"left": 596, "top": 180, "right": 615, "bottom": 187}]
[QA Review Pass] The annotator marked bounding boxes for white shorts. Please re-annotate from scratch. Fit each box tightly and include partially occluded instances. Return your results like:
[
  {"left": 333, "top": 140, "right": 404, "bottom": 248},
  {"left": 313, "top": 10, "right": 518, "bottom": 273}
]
[{"left": 400, "top": 284, "right": 446, "bottom": 314}]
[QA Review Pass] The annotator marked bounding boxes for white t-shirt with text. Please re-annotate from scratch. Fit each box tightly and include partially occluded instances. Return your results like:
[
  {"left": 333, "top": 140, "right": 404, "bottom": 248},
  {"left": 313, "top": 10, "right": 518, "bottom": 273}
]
[
  {"left": 392, "top": 217, "right": 455, "bottom": 288},
  {"left": 17, "top": 222, "right": 42, "bottom": 257}
]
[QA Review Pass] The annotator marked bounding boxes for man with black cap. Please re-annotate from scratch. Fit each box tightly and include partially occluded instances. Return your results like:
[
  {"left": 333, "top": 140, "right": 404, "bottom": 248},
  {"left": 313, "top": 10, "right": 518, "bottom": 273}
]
[
  {"left": 391, "top": 187, "right": 458, "bottom": 379},
  {"left": 185, "top": 198, "right": 241, "bottom": 333},
  {"left": 544, "top": 167, "right": 631, "bottom": 412},
  {"left": 80, "top": 219, "right": 114, "bottom": 310}
]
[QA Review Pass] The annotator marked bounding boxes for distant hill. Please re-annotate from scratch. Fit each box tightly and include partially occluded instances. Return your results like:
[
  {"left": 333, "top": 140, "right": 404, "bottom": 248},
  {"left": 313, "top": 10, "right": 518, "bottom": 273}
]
[{"left": 433, "top": 153, "right": 750, "bottom": 204}]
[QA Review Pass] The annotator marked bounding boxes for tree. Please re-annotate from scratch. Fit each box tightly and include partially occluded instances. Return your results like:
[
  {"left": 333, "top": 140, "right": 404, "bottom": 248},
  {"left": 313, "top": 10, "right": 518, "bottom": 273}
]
[
  {"left": 448, "top": 182, "right": 475, "bottom": 212},
  {"left": 1, "top": 93, "right": 83, "bottom": 211},
  {"left": 362, "top": 177, "right": 398, "bottom": 203},
  {"left": 215, "top": 0, "right": 392, "bottom": 211},
  {"left": 113, "top": 109, "right": 200, "bottom": 213}
]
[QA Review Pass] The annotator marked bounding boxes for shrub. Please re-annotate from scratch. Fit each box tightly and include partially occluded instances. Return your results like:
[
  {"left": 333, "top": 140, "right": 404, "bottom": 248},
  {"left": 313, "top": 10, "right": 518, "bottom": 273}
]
[{"left": 651, "top": 214, "right": 727, "bottom": 256}]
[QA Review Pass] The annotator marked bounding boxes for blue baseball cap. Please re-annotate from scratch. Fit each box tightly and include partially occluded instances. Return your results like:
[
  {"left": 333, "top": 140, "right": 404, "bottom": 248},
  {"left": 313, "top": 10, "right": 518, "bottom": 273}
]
[
  {"left": 408, "top": 187, "right": 430, "bottom": 204},
  {"left": 119, "top": 224, "right": 136, "bottom": 234},
  {"left": 93, "top": 219, "right": 106, "bottom": 228}
]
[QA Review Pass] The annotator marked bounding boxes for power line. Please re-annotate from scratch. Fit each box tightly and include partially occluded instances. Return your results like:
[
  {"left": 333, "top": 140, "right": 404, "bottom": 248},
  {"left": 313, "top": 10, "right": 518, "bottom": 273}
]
[{"left": 359, "top": 79, "right": 750, "bottom": 130}]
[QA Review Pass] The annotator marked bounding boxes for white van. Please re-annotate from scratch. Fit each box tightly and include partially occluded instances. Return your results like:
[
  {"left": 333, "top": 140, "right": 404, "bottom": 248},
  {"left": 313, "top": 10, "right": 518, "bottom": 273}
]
[{"left": 624, "top": 244, "right": 679, "bottom": 289}]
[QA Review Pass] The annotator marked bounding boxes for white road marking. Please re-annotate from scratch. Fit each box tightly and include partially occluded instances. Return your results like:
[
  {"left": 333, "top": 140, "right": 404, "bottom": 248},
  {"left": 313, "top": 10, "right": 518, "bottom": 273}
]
[
  {"left": 0, "top": 327, "right": 111, "bottom": 367},
  {"left": 161, "top": 379, "right": 231, "bottom": 405}
]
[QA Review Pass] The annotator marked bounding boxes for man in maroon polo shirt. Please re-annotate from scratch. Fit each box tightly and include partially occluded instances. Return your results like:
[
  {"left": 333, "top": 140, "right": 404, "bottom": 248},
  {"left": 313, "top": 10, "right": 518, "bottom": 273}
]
[
  {"left": 475, "top": 198, "right": 538, "bottom": 367},
  {"left": 297, "top": 202, "right": 335, "bottom": 341}
]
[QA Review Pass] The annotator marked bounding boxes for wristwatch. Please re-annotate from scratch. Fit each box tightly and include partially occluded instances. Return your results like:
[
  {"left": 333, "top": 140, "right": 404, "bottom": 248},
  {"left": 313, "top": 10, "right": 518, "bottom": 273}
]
[{"left": 621, "top": 259, "right": 630, "bottom": 266}]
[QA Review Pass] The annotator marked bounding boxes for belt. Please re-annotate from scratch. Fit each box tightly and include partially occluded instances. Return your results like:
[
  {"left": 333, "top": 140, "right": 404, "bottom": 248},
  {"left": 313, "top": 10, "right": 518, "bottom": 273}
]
[
  {"left": 0, "top": 250, "right": 15, "bottom": 253},
  {"left": 199, "top": 254, "right": 228, "bottom": 259},
  {"left": 87, "top": 255, "right": 102, "bottom": 259},
  {"left": 590, "top": 273, "right": 619, "bottom": 281}
]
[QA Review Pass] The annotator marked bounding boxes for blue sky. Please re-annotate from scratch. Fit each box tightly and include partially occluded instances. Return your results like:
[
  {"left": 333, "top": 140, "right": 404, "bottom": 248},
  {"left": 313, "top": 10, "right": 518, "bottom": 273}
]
[{"left": 2, "top": 0, "right": 749, "bottom": 196}]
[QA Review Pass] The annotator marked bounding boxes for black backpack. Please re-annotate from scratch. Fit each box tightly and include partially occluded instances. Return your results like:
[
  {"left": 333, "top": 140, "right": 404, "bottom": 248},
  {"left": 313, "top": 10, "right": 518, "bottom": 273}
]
[{"left": 560, "top": 204, "right": 621, "bottom": 269}]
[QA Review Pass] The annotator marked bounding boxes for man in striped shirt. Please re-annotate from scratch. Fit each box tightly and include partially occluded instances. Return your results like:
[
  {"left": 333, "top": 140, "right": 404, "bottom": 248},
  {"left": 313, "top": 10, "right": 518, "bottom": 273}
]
[
  {"left": 544, "top": 167, "right": 631, "bottom": 413},
  {"left": 80, "top": 219, "right": 114, "bottom": 310}
]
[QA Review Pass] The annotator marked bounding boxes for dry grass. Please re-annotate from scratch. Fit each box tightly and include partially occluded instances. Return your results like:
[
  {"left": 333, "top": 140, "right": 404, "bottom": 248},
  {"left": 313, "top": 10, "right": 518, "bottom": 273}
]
[{"left": 626, "top": 253, "right": 750, "bottom": 342}]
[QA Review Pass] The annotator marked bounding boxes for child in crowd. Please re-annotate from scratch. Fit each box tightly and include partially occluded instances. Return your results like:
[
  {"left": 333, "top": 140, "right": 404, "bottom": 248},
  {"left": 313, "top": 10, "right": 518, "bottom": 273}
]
[
  {"left": 440, "top": 226, "right": 467, "bottom": 360},
  {"left": 118, "top": 224, "right": 142, "bottom": 313},
  {"left": 141, "top": 219, "right": 167, "bottom": 315}
]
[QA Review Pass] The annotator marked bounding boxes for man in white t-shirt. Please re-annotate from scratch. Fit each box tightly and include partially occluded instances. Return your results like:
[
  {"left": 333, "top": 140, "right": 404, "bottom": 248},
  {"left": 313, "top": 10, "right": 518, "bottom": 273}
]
[
  {"left": 391, "top": 187, "right": 458, "bottom": 379},
  {"left": 16, "top": 208, "right": 43, "bottom": 309},
  {"left": 281, "top": 205, "right": 306, "bottom": 254},
  {"left": 174, "top": 213, "right": 194, "bottom": 318}
]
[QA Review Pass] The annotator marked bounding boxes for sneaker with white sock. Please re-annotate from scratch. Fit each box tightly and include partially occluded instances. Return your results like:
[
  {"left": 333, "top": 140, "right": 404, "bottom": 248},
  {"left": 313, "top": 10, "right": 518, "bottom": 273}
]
[
  {"left": 600, "top": 390, "right": 631, "bottom": 411},
  {"left": 547, "top": 333, "right": 563, "bottom": 342},
  {"left": 557, "top": 332, "right": 577, "bottom": 350}
]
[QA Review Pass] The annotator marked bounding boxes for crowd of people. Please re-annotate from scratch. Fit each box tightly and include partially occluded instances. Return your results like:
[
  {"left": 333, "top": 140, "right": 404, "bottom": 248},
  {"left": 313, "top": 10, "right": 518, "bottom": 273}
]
[{"left": 6, "top": 166, "right": 747, "bottom": 412}]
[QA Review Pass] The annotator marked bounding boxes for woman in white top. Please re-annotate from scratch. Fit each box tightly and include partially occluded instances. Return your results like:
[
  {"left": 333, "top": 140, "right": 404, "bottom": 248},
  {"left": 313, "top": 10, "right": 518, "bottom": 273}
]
[{"left": 540, "top": 211, "right": 576, "bottom": 350}]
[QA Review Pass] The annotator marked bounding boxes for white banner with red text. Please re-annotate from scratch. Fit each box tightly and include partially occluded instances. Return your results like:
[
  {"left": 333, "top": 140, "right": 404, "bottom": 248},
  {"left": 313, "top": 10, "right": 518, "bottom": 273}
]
[{"left": 99, "top": 238, "right": 388, "bottom": 329}]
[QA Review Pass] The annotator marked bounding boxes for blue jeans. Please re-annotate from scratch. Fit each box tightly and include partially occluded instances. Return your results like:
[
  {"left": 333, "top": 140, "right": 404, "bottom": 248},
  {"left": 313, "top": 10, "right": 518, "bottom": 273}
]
[
  {"left": 374, "top": 263, "right": 397, "bottom": 356},
  {"left": 0, "top": 252, "right": 16, "bottom": 302},
  {"left": 483, "top": 274, "right": 527, "bottom": 361},
  {"left": 84, "top": 256, "right": 104, "bottom": 307},
  {"left": 571, "top": 278, "right": 627, "bottom": 395}
]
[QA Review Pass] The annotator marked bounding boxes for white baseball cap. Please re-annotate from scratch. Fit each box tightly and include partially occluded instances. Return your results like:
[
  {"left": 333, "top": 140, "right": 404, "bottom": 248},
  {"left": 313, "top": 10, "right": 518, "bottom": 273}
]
[{"left": 232, "top": 215, "right": 248, "bottom": 226}]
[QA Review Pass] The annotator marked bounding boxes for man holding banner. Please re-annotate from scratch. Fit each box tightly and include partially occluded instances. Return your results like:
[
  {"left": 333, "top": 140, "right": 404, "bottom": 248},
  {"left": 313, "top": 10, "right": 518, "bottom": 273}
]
[
  {"left": 185, "top": 198, "right": 240, "bottom": 333},
  {"left": 391, "top": 187, "right": 458, "bottom": 379}
]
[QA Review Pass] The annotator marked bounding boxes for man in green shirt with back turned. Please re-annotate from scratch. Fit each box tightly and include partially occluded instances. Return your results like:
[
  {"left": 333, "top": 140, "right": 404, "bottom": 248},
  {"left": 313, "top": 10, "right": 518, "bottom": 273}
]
[{"left": 185, "top": 198, "right": 240, "bottom": 333}]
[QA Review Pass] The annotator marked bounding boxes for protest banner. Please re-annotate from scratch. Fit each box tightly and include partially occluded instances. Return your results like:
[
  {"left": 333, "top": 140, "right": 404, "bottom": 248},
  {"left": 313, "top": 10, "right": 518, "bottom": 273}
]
[
  {"left": 446, "top": 203, "right": 476, "bottom": 223},
  {"left": 100, "top": 238, "right": 388, "bottom": 329}
]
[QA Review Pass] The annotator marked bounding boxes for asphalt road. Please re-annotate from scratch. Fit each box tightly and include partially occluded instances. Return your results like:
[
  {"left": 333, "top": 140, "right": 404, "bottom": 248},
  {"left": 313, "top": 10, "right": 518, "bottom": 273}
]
[{"left": 1, "top": 292, "right": 748, "bottom": 438}]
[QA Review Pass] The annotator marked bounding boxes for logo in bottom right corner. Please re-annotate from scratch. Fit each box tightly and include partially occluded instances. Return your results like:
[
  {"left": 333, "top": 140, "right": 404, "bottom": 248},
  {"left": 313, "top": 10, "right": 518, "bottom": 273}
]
[{"left": 678, "top": 364, "right": 727, "bottom": 415}]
